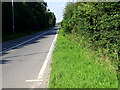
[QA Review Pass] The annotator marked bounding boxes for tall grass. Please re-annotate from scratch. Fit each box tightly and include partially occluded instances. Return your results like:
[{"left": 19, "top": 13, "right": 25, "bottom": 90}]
[{"left": 49, "top": 29, "right": 118, "bottom": 88}]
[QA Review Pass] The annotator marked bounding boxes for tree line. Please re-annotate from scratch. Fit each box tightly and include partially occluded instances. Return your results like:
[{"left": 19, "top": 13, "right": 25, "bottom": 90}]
[
  {"left": 61, "top": 2, "right": 120, "bottom": 70},
  {"left": 2, "top": 2, "right": 56, "bottom": 35}
]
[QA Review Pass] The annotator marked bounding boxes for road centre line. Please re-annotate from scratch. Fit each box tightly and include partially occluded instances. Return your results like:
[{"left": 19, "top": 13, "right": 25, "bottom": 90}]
[
  {"left": 0, "top": 30, "right": 52, "bottom": 54},
  {"left": 1, "top": 27, "right": 59, "bottom": 88}
]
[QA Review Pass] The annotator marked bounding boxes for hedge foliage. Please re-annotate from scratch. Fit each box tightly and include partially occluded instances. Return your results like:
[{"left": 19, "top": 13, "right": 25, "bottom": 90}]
[{"left": 61, "top": 2, "right": 120, "bottom": 70}]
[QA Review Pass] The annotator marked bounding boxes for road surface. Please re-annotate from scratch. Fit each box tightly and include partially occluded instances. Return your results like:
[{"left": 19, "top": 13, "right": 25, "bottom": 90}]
[{"left": 1, "top": 26, "right": 59, "bottom": 88}]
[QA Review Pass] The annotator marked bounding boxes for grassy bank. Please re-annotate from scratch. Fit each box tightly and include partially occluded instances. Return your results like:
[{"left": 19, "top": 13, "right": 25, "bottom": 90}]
[{"left": 49, "top": 29, "right": 118, "bottom": 88}]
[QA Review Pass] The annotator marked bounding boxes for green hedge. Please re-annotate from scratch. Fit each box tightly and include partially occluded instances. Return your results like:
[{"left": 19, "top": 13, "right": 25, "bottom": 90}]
[{"left": 61, "top": 2, "right": 120, "bottom": 70}]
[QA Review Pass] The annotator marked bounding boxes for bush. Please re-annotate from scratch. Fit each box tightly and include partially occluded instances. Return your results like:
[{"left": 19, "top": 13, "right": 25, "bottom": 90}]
[{"left": 61, "top": 2, "right": 120, "bottom": 70}]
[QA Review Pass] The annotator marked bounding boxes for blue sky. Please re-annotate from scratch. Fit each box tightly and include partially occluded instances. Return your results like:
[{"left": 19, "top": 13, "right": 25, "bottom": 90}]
[{"left": 44, "top": 0, "right": 70, "bottom": 23}]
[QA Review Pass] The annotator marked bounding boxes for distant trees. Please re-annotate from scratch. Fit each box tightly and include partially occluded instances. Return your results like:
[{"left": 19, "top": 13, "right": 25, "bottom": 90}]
[
  {"left": 56, "top": 22, "right": 61, "bottom": 25},
  {"left": 2, "top": 2, "right": 56, "bottom": 35}
]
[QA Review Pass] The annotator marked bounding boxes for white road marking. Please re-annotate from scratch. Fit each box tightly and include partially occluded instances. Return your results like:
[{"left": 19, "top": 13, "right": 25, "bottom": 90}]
[
  {"left": 26, "top": 79, "right": 43, "bottom": 83},
  {"left": 30, "top": 27, "right": 59, "bottom": 88},
  {"left": 0, "top": 29, "right": 53, "bottom": 60},
  {"left": 37, "top": 30, "right": 58, "bottom": 79},
  {"left": 0, "top": 30, "right": 52, "bottom": 54},
  {"left": 1, "top": 27, "right": 59, "bottom": 89}
]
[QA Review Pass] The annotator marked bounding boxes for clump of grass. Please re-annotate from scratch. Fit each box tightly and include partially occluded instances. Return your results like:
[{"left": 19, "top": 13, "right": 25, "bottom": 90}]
[{"left": 49, "top": 29, "right": 118, "bottom": 88}]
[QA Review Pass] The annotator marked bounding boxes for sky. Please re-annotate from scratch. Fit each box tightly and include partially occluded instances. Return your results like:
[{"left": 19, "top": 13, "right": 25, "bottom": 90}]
[{"left": 44, "top": 0, "right": 72, "bottom": 23}]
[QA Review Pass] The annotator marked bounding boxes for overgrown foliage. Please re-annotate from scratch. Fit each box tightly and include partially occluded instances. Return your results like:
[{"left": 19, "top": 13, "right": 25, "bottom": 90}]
[
  {"left": 61, "top": 2, "right": 120, "bottom": 71},
  {"left": 49, "top": 29, "right": 118, "bottom": 88},
  {"left": 2, "top": 2, "right": 56, "bottom": 35}
]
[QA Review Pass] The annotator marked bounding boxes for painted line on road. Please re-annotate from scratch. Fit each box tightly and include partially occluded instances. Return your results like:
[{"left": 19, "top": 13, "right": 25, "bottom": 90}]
[
  {"left": 26, "top": 79, "right": 43, "bottom": 82},
  {"left": 38, "top": 30, "right": 58, "bottom": 79},
  {"left": 0, "top": 30, "right": 52, "bottom": 54},
  {"left": 29, "top": 27, "right": 59, "bottom": 88}
]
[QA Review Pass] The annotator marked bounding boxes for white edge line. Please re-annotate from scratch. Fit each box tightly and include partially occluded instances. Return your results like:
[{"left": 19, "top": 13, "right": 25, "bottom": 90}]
[
  {"left": 29, "top": 27, "right": 59, "bottom": 88},
  {"left": 37, "top": 31, "right": 58, "bottom": 79},
  {"left": 31, "top": 27, "right": 59, "bottom": 88}
]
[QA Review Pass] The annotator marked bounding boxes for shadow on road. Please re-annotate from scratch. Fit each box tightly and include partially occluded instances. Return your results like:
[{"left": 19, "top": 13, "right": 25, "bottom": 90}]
[
  {"left": 0, "top": 60, "right": 12, "bottom": 64},
  {"left": 0, "top": 51, "right": 48, "bottom": 64},
  {"left": 2, "top": 51, "right": 48, "bottom": 60},
  {"left": 1, "top": 27, "right": 59, "bottom": 64}
]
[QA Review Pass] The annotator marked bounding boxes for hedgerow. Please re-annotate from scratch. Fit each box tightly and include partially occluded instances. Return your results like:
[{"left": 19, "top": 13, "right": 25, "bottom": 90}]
[{"left": 61, "top": 2, "right": 120, "bottom": 71}]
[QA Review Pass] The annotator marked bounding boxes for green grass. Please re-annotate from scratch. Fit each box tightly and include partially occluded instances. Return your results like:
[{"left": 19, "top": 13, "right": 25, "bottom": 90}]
[
  {"left": 2, "top": 27, "right": 53, "bottom": 42},
  {"left": 49, "top": 29, "right": 118, "bottom": 88}
]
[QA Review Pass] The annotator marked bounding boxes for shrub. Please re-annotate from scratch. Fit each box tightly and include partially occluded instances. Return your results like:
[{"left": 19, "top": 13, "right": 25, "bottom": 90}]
[{"left": 61, "top": 2, "right": 120, "bottom": 70}]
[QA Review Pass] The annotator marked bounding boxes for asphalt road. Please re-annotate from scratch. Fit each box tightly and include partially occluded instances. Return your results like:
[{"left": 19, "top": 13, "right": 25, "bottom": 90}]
[{"left": 1, "top": 26, "right": 59, "bottom": 88}]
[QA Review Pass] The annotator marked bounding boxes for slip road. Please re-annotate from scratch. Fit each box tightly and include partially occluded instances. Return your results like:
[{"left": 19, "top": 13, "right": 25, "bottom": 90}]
[{"left": 1, "top": 26, "right": 59, "bottom": 88}]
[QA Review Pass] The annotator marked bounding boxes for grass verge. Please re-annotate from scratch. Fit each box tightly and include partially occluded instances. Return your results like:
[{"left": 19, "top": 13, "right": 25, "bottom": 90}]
[{"left": 49, "top": 29, "right": 118, "bottom": 88}]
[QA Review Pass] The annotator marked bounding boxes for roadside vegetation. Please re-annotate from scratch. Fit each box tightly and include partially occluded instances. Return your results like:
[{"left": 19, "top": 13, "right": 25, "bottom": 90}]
[
  {"left": 49, "top": 29, "right": 118, "bottom": 88},
  {"left": 49, "top": 1, "right": 119, "bottom": 88},
  {"left": 56, "top": 22, "right": 61, "bottom": 26},
  {"left": 2, "top": 2, "right": 56, "bottom": 41}
]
